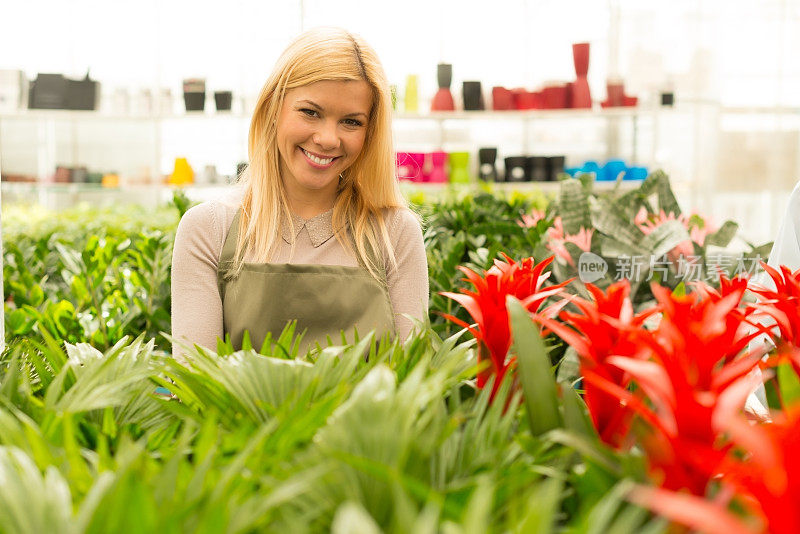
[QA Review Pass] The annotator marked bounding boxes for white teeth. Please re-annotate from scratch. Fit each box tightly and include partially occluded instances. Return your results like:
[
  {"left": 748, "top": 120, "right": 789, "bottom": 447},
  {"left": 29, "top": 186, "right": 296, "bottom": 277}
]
[{"left": 302, "top": 149, "right": 334, "bottom": 165}]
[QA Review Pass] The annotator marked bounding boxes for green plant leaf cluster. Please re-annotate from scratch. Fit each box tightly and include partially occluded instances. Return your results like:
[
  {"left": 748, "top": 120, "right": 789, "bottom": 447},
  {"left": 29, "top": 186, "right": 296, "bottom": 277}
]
[
  {"left": 0, "top": 315, "right": 662, "bottom": 532},
  {"left": 414, "top": 188, "right": 550, "bottom": 337},
  {"left": 3, "top": 202, "right": 179, "bottom": 352}
]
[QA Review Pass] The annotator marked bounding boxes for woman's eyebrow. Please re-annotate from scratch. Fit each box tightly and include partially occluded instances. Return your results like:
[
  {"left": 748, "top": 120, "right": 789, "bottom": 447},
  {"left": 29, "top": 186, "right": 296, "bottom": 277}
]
[
  {"left": 296, "top": 99, "right": 368, "bottom": 118},
  {"left": 297, "top": 99, "right": 322, "bottom": 109}
]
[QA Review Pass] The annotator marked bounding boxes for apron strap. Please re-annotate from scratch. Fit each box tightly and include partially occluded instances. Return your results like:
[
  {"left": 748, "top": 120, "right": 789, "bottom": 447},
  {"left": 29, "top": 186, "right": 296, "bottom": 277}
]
[{"left": 219, "top": 209, "right": 242, "bottom": 267}]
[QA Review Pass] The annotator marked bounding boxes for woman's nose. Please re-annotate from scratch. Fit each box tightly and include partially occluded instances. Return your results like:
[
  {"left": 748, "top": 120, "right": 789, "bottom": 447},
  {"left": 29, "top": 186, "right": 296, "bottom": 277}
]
[{"left": 312, "top": 121, "right": 340, "bottom": 151}]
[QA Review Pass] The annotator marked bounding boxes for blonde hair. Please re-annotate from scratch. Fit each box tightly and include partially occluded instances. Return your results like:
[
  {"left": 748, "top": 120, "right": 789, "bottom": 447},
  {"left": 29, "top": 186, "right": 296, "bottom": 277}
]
[{"left": 230, "top": 27, "right": 407, "bottom": 281}]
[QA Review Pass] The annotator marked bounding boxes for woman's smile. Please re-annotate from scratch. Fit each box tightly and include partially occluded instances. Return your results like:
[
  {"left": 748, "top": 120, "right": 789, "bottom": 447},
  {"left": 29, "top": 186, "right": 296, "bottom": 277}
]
[{"left": 299, "top": 147, "right": 340, "bottom": 168}]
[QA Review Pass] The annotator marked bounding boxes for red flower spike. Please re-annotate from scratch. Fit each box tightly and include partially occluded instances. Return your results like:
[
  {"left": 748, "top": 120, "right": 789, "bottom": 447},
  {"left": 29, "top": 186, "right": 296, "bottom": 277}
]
[
  {"left": 750, "top": 263, "right": 800, "bottom": 376},
  {"left": 628, "top": 484, "right": 757, "bottom": 534},
  {"left": 534, "top": 279, "right": 656, "bottom": 449},
  {"left": 548, "top": 277, "right": 765, "bottom": 494},
  {"left": 614, "top": 282, "right": 764, "bottom": 495},
  {"left": 719, "top": 407, "right": 800, "bottom": 534},
  {"left": 440, "top": 255, "right": 569, "bottom": 401}
]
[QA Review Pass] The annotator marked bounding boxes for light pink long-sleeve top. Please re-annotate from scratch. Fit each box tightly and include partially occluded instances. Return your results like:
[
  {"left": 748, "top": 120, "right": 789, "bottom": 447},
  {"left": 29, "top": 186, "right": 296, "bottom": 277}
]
[{"left": 170, "top": 185, "right": 429, "bottom": 357}]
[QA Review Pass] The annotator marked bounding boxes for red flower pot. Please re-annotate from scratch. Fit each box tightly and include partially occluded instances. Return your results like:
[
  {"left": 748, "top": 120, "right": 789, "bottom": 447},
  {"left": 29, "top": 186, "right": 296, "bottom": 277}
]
[
  {"left": 492, "top": 86, "right": 514, "bottom": 110},
  {"left": 606, "top": 79, "right": 625, "bottom": 107},
  {"left": 431, "top": 88, "right": 455, "bottom": 111},
  {"left": 543, "top": 85, "right": 568, "bottom": 109},
  {"left": 572, "top": 42, "right": 590, "bottom": 77},
  {"left": 516, "top": 91, "right": 537, "bottom": 110}
]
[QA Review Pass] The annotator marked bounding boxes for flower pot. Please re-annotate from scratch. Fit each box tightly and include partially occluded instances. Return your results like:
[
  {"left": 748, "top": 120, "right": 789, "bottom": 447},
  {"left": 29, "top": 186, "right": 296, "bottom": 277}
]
[
  {"left": 491, "top": 87, "right": 514, "bottom": 110},
  {"left": 431, "top": 64, "right": 455, "bottom": 111},
  {"left": 462, "top": 81, "right": 484, "bottom": 111},
  {"left": 602, "top": 159, "right": 627, "bottom": 181},
  {"left": 431, "top": 89, "right": 455, "bottom": 111},
  {"left": 437, "top": 63, "right": 452, "bottom": 89},
  {"left": 515, "top": 90, "right": 538, "bottom": 110},
  {"left": 504, "top": 156, "right": 527, "bottom": 182},
  {"left": 543, "top": 85, "right": 568, "bottom": 109},
  {"left": 572, "top": 42, "right": 590, "bottom": 77},
  {"left": 396, "top": 152, "right": 425, "bottom": 181},
  {"left": 606, "top": 79, "right": 624, "bottom": 107},
  {"left": 183, "top": 93, "right": 205, "bottom": 111},
  {"left": 547, "top": 156, "right": 566, "bottom": 181},
  {"left": 404, "top": 74, "right": 419, "bottom": 113},
  {"left": 527, "top": 156, "right": 548, "bottom": 182},
  {"left": 214, "top": 91, "right": 232, "bottom": 111},
  {"left": 183, "top": 78, "right": 206, "bottom": 112},
  {"left": 624, "top": 166, "right": 648, "bottom": 180},
  {"left": 169, "top": 157, "right": 194, "bottom": 185},
  {"left": 478, "top": 148, "right": 498, "bottom": 181},
  {"left": 449, "top": 151, "right": 470, "bottom": 183},
  {"left": 428, "top": 151, "right": 448, "bottom": 183}
]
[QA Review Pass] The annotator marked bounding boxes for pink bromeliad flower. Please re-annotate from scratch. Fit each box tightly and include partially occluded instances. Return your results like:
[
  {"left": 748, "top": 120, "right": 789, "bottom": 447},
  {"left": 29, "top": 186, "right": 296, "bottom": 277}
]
[
  {"left": 546, "top": 217, "right": 594, "bottom": 267},
  {"left": 685, "top": 212, "right": 717, "bottom": 247},
  {"left": 517, "top": 209, "right": 546, "bottom": 229},
  {"left": 636, "top": 208, "right": 717, "bottom": 252}
]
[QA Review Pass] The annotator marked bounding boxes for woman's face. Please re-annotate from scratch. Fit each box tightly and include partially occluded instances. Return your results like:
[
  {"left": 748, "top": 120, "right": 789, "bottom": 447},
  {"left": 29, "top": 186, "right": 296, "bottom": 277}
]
[{"left": 275, "top": 79, "right": 373, "bottom": 206}]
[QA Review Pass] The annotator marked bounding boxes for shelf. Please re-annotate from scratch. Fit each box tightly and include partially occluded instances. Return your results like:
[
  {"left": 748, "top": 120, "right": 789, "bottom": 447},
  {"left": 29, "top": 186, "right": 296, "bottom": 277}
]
[
  {"left": 0, "top": 109, "right": 249, "bottom": 121},
  {"left": 394, "top": 107, "right": 652, "bottom": 121},
  {"left": 2, "top": 179, "right": 642, "bottom": 194},
  {"left": 400, "top": 179, "right": 644, "bottom": 193},
  {"left": 0, "top": 182, "right": 228, "bottom": 193},
  {"left": 1, "top": 106, "right": 662, "bottom": 122},
  {"left": 0, "top": 102, "right": 758, "bottom": 123}
]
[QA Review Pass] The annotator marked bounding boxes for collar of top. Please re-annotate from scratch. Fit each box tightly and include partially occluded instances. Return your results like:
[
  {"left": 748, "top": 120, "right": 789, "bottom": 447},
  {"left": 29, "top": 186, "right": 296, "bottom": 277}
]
[{"left": 281, "top": 208, "right": 336, "bottom": 248}]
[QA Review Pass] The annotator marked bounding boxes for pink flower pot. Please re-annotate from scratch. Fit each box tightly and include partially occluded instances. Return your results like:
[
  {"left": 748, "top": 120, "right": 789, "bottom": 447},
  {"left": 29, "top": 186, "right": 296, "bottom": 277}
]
[
  {"left": 428, "top": 151, "right": 448, "bottom": 183},
  {"left": 396, "top": 152, "right": 425, "bottom": 182}
]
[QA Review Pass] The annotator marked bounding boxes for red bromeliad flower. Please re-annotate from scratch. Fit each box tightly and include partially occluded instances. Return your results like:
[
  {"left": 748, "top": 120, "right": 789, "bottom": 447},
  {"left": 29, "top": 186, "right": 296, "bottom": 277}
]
[
  {"left": 543, "top": 277, "right": 765, "bottom": 494},
  {"left": 534, "top": 279, "right": 659, "bottom": 448},
  {"left": 441, "top": 254, "right": 572, "bottom": 400},
  {"left": 749, "top": 263, "right": 800, "bottom": 374},
  {"left": 601, "top": 282, "right": 766, "bottom": 495},
  {"left": 720, "top": 407, "right": 800, "bottom": 534},
  {"left": 631, "top": 405, "right": 800, "bottom": 534}
]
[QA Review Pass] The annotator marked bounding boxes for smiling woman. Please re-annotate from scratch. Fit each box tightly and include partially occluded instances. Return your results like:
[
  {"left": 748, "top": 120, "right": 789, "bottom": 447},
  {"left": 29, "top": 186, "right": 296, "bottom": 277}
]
[{"left": 170, "top": 27, "right": 429, "bottom": 360}]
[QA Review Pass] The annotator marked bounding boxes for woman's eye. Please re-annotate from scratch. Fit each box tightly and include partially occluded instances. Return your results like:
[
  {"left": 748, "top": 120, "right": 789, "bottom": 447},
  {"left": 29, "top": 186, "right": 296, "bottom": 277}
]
[
  {"left": 300, "top": 108, "right": 318, "bottom": 117},
  {"left": 343, "top": 118, "right": 363, "bottom": 127}
]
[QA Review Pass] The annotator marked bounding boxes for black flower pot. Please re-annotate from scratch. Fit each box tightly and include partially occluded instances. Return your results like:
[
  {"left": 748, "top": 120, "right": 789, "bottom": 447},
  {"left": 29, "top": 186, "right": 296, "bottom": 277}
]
[
  {"left": 183, "top": 78, "right": 206, "bottom": 112},
  {"left": 462, "top": 81, "right": 484, "bottom": 111},
  {"left": 547, "top": 155, "right": 566, "bottom": 181},
  {"left": 183, "top": 92, "right": 205, "bottom": 111},
  {"left": 527, "top": 156, "right": 548, "bottom": 182},
  {"left": 214, "top": 91, "right": 232, "bottom": 111},
  {"left": 478, "top": 147, "right": 498, "bottom": 181},
  {"left": 504, "top": 156, "right": 528, "bottom": 182}
]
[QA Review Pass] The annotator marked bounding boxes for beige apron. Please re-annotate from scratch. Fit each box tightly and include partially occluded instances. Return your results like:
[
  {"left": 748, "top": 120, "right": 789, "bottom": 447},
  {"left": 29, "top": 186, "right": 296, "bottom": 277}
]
[{"left": 217, "top": 209, "right": 395, "bottom": 353}]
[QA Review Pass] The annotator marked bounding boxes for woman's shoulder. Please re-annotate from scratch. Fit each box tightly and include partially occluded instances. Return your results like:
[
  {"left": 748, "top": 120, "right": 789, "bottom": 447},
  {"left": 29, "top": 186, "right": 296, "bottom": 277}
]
[
  {"left": 381, "top": 205, "right": 421, "bottom": 230},
  {"left": 176, "top": 185, "right": 245, "bottom": 251},
  {"left": 379, "top": 205, "right": 424, "bottom": 244}
]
